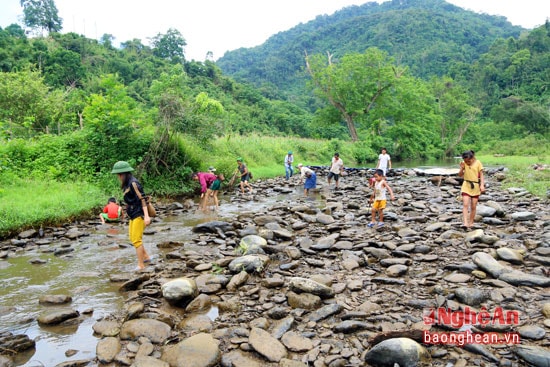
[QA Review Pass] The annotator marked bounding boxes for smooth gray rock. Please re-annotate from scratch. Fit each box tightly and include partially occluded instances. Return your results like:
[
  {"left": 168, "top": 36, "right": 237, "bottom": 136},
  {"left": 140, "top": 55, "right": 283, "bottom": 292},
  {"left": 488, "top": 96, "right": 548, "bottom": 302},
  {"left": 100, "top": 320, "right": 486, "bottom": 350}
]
[
  {"left": 132, "top": 356, "right": 169, "bottom": 367},
  {"left": 454, "top": 287, "right": 489, "bottom": 306},
  {"left": 472, "top": 252, "right": 510, "bottom": 278},
  {"left": 161, "top": 278, "right": 198, "bottom": 305},
  {"left": 281, "top": 331, "right": 313, "bottom": 352},
  {"left": 286, "top": 291, "right": 322, "bottom": 310},
  {"left": 238, "top": 235, "right": 267, "bottom": 255},
  {"left": 96, "top": 337, "right": 120, "bottom": 364},
  {"left": 38, "top": 294, "right": 72, "bottom": 305},
  {"left": 228, "top": 255, "right": 269, "bottom": 273},
  {"left": 288, "top": 277, "right": 334, "bottom": 299},
  {"left": 221, "top": 350, "right": 263, "bottom": 367},
  {"left": 476, "top": 205, "right": 497, "bottom": 217},
  {"left": 517, "top": 325, "right": 546, "bottom": 340},
  {"left": 307, "top": 303, "right": 343, "bottom": 322},
  {"left": 37, "top": 309, "right": 79, "bottom": 325},
  {"left": 92, "top": 320, "right": 120, "bottom": 337},
  {"left": 271, "top": 316, "right": 294, "bottom": 340},
  {"left": 364, "top": 338, "right": 430, "bottom": 367},
  {"left": 511, "top": 211, "right": 536, "bottom": 221},
  {"left": 192, "top": 221, "right": 233, "bottom": 233},
  {"left": 498, "top": 270, "right": 550, "bottom": 287},
  {"left": 513, "top": 345, "right": 550, "bottom": 367},
  {"left": 496, "top": 247, "right": 524, "bottom": 264}
]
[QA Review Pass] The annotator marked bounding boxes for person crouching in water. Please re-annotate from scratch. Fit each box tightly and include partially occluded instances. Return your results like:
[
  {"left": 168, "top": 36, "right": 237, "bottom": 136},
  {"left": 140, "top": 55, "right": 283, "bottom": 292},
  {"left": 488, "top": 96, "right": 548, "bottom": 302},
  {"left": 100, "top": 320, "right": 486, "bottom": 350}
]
[
  {"left": 192, "top": 171, "right": 217, "bottom": 211},
  {"left": 368, "top": 169, "right": 395, "bottom": 228},
  {"left": 458, "top": 150, "right": 485, "bottom": 228},
  {"left": 100, "top": 197, "right": 123, "bottom": 224},
  {"left": 111, "top": 161, "right": 152, "bottom": 270},
  {"left": 297, "top": 163, "right": 316, "bottom": 197}
]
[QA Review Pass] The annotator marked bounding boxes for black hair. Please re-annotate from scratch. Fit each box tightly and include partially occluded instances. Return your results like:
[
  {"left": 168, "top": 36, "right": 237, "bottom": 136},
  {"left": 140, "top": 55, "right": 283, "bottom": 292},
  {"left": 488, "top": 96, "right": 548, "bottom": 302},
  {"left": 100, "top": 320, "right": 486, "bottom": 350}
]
[
  {"left": 381, "top": 147, "right": 387, "bottom": 152},
  {"left": 120, "top": 172, "right": 133, "bottom": 189},
  {"left": 374, "top": 169, "right": 384, "bottom": 176},
  {"left": 108, "top": 197, "right": 116, "bottom": 203},
  {"left": 334, "top": 152, "right": 339, "bottom": 156},
  {"left": 461, "top": 150, "right": 475, "bottom": 159}
]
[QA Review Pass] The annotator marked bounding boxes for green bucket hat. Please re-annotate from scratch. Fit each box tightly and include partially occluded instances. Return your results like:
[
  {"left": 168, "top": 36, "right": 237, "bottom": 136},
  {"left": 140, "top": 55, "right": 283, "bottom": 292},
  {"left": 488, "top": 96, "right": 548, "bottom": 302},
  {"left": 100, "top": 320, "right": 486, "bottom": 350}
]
[
  {"left": 237, "top": 157, "right": 243, "bottom": 162},
  {"left": 111, "top": 161, "right": 134, "bottom": 174}
]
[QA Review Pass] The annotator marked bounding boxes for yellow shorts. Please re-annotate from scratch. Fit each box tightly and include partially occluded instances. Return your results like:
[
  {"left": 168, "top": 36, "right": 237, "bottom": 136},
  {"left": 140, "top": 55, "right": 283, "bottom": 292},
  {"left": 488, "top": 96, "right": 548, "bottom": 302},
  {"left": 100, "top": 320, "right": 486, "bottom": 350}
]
[
  {"left": 373, "top": 200, "right": 387, "bottom": 210},
  {"left": 129, "top": 217, "right": 145, "bottom": 248}
]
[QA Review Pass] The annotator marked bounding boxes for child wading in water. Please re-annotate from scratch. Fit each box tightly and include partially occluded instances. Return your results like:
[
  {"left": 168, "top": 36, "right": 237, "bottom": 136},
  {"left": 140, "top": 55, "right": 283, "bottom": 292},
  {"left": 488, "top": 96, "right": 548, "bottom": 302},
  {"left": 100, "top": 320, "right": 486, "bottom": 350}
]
[
  {"left": 458, "top": 150, "right": 485, "bottom": 228},
  {"left": 368, "top": 169, "right": 395, "bottom": 227}
]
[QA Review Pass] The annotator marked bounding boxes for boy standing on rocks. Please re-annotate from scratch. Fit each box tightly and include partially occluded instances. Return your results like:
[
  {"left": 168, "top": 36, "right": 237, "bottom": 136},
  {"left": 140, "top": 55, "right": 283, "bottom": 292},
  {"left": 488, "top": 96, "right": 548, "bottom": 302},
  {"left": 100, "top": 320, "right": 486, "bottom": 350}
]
[{"left": 368, "top": 169, "right": 395, "bottom": 228}]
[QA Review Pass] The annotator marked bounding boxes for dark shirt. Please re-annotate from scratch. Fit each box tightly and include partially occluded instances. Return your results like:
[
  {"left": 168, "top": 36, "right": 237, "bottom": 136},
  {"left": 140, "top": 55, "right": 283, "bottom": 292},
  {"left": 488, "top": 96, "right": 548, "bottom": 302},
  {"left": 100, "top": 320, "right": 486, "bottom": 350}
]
[{"left": 123, "top": 176, "right": 145, "bottom": 220}]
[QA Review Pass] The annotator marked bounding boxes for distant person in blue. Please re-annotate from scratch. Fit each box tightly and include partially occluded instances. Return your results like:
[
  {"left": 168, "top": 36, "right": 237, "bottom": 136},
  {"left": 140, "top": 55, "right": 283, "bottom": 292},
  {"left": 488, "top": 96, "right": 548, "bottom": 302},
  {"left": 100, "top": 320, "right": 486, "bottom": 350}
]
[{"left": 285, "top": 151, "right": 294, "bottom": 180}]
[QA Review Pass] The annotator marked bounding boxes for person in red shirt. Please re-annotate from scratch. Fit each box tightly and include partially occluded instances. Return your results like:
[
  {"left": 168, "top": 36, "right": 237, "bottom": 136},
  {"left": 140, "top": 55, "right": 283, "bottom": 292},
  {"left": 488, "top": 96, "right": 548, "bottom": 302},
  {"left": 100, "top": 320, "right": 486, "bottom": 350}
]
[
  {"left": 100, "top": 197, "right": 123, "bottom": 223},
  {"left": 192, "top": 172, "right": 217, "bottom": 210}
]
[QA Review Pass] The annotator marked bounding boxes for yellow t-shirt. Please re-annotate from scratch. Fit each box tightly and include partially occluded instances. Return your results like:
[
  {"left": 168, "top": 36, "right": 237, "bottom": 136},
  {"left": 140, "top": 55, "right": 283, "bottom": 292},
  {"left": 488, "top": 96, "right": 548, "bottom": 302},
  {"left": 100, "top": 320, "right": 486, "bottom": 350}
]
[{"left": 461, "top": 159, "right": 483, "bottom": 196}]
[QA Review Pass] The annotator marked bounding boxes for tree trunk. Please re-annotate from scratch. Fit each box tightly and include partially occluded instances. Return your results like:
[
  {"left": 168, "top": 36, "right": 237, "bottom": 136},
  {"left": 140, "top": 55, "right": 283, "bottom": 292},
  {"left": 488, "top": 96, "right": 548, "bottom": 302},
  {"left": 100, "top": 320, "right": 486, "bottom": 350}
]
[{"left": 344, "top": 114, "right": 359, "bottom": 142}]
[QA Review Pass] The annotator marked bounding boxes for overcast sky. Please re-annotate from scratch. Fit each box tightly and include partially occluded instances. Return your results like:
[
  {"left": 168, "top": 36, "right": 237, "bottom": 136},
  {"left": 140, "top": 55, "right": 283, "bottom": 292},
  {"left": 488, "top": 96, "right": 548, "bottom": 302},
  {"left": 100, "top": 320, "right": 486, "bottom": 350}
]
[{"left": 1, "top": 0, "right": 548, "bottom": 61}]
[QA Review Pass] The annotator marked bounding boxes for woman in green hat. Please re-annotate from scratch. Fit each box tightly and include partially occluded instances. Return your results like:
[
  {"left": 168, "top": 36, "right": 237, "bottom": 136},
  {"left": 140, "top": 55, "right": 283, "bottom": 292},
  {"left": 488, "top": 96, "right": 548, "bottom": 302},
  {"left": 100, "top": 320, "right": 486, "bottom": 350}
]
[{"left": 111, "top": 161, "right": 152, "bottom": 270}]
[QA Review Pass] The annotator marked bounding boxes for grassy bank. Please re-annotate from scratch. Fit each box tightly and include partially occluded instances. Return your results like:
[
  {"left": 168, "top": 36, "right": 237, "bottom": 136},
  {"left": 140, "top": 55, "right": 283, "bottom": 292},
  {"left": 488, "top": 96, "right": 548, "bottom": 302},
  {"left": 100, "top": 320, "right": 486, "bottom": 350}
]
[
  {"left": 0, "top": 177, "right": 105, "bottom": 238},
  {"left": 477, "top": 154, "right": 550, "bottom": 198},
  {"left": 1, "top": 134, "right": 548, "bottom": 238}
]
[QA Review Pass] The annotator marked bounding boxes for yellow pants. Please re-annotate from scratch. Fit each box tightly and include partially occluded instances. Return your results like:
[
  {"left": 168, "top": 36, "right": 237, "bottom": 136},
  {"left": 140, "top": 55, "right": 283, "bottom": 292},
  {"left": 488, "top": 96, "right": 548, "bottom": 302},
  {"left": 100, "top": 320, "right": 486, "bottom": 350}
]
[{"left": 129, "top": 217, "right": 145, "bottom": 248}]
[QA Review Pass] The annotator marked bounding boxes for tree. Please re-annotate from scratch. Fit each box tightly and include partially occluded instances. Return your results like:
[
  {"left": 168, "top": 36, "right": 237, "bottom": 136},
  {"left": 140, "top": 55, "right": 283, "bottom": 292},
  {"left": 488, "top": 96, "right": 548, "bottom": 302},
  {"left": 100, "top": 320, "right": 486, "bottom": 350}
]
[
  {"left": 151, "top": 28, "right": 186, "bottom": 63},
  {"left": 305, "top": 48, "right": 405, "bottom": 141},
  {"left": 20, "top": 0, "right": 62, "bottom": 34},
  {"left": 431, "top": 77, "right": 481, "bottom": 157}
]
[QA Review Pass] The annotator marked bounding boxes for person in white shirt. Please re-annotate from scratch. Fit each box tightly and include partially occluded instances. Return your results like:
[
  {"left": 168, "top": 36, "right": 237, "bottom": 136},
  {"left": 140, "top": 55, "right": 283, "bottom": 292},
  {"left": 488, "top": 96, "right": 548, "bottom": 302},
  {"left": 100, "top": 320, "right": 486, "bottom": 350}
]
[
  {"left": 376, "top": 148, "right": 391, "bottom": 176},
  {"left": 328, "top": 152, "right": 344, "bottom": 189},
  {"left": 284, "top": 151, "right": 294, "bottom": 180},
  {"left": 297, "top": 164, "right": 316, "bottom": 196}
]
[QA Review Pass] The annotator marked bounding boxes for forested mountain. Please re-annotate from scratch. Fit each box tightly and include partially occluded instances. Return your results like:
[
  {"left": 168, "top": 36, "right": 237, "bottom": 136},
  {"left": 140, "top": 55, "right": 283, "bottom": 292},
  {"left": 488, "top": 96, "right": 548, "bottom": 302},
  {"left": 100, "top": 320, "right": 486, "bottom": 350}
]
[{"left": 216, "top": 0, "right": 524, "bottom": 102}]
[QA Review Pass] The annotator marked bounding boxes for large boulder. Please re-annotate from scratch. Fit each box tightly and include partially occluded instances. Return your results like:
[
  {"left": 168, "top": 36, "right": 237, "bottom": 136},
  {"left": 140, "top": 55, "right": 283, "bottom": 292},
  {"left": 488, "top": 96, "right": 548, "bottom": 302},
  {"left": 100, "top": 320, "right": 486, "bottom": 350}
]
[
  {"left": 365, "top": 338, "right": 430, "bottom": 367},
  {"left": 161, "top": 278, "right": 198, "bottom": 306},
  {"left": 228, "top": 255, "right": 270, "bottom": 273},
  {"left": 120, "top": 319, "right": 171, "bottom": 344},
  {"left": 161, "top": 333, "right": 220, "bottom": 367},
  {"left": 288, "top": 277, "right": 334, "bottom": 299}
]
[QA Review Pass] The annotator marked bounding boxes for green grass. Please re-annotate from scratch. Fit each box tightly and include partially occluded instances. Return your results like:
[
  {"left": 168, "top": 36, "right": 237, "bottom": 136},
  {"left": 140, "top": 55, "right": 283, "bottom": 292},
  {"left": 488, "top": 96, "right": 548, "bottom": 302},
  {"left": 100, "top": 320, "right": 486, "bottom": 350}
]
[
  {"left": 477, "top": 154, "right": 550, "bottom": 198},
  {"left": 0, "top": 177, "right": 105, "bottom": 238}
]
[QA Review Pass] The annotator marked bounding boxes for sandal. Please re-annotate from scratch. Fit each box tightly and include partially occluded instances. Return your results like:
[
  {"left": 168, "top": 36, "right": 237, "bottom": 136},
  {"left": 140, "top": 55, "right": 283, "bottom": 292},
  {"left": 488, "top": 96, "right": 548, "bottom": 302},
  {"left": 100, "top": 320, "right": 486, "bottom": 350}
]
[{"left": 367, "top": 223, "right": 376, "bottom": 228}]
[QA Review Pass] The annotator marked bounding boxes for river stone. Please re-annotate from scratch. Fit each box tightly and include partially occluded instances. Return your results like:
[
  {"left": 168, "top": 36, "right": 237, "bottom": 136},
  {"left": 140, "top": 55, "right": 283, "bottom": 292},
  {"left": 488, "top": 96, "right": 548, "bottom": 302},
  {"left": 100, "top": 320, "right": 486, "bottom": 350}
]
[
  {"left": 386, "top": 264, "right": 408, "bottom": 277},
  {"left": 271, "top": 316, "right": 295, "bottom": 339},
  {"left": 511, "top": 211, "right": 536, "bottom": 221},
  {"left": 238, "top": 235, "right": 267, "bottom": 255},
  {"left": 465, "top": 229, "right": 484, "bottom": 242},
  {"left": 496, "top": 247, "right": 524, "bottom": 264},
  {"left": 18, "top": 229, "right": 37, "bottom": 239},
  {"left": 307, "top": 303, "right": 344, "bottom": 322},
  {"left": 248, "top": 327, "right": 287, "bottom": 362},
  {"left": 38, "top": 294, "right": 72, "bottom": 305},
  {"left": 485, "top": 200, "right": 505, "bottom": 217},
  {"left": 228, "top": 254, "right": 269, "bottom": 273},
  {"left": 364, "top": 338, "right": 430, "bottom": 367},
  {"left": 476, "top": 205, "right": 497, "bottom": 217},
  {"left": 272, "top": 228, "right": 293, "bottom": 239},
  {"left": 133, "top": 356, "right": 169, "bottom": 367},
  {"left": 253, "top": 215, "right": 281, "bottom": 226},
  {"left": 227, "top": 271, "right": 249, "bottom": 291},
  {"left": 472, "top": 252, "right": 510, "bottom": 278},
  {"left": 161, "top": 332, "right": 220, "bottom": 367},
  {"left": 37, "top": 309, "right": 79, "bottom": 325},
  {"left": 425, "top": 222, "right": 448, "bottom": 232},
  {"left": 92, "top": 320, "right": 120, "bottom": 337},
  {"left": 333, "top": 320, "right": 370, "bottom": 333},
  {"left": 96, "top": 337, "right": 120, "bottom": 364},
  {"left": 120, "top": 319, "right": 171, "bottom": 344},
  {"left": 444, "top": 273, "right": 471, "bottom": 283},
  {"left": 543, "top": 303, "right": 550, "bottom": 318},
  {"left": 221, "top": 350, "right": 264, "bottom": 367},
  {"left": 192, "top": 221, "right": 233, "bottom": 233},
  {"left": 286, "top": 291, "right": 322, "bottom": 310},
  {"left": 454, "top": 287, "right": 489, "bottom": 306},
  {"left": 398, "top": 228, "right": 418, "bottom": 238},
  {"left": 513, "top": 345, "right": 550, "bottom": 367},
  {"left": 498, "top": 270, "right": 550, "bottom": 287},
  {"left": 316, "top": 213, "right": 335, "bottom": 225},
  {"left": 517, "top": 325, "right": 546, "bottom": 340},
  {"left": 185, "top": 294, "right": 212, "bottom": 314},
  {"left": 358, "top": 301, "right": 382, "bottom": 314},
  {"left": 288, "top": 277, "right": 334, "bottom": 298},
  {"left": 281, "top": 331, "right": 313, "bottom": 352},
  {"left": 161, "top": 278, "right": 198, "bottom": 305}
]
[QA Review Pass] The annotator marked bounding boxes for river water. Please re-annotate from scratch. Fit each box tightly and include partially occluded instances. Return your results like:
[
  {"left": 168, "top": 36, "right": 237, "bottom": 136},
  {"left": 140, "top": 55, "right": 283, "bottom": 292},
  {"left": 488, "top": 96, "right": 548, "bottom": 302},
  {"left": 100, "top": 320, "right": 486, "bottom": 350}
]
[
  {"left": 0, "top": 185, "right": 327, "bottom": 366},
  {"left": 0, "top": 161, "right": 457, "bottom": 366}
]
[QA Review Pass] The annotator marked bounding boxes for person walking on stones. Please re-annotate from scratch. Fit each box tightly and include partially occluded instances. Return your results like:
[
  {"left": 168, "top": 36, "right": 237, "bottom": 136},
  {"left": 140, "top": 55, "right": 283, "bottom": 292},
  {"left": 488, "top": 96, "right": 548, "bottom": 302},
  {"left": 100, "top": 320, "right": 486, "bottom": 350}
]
[
  {"left": 192, "top": 171, "right": 217, "bottom": 211},
  {"left": 297, "top": 163, "right": 316, "bottom": 197},
  {"left": 111, "top": 161, "right": 152, "bottom": 270},
  {"left": 458, "top": 150, "right": 485, "bottom": 229},
  {"left": 376, "top": 147, "right": 392, "bottom": 176},
  {"left": 285, "top": 151, "right": 294, "bottom": 180},
  {"left": 368, "top": 169, "right": 395, "bottom": 228},
  {"left": 207, "top": 172, "right": 225, "bottom": 210},
  {"left": 327, "top": 152, "right": 344, "bottom": 189},
  {"left": 237, "top": 157, "right": 253, "bottom": 194}
]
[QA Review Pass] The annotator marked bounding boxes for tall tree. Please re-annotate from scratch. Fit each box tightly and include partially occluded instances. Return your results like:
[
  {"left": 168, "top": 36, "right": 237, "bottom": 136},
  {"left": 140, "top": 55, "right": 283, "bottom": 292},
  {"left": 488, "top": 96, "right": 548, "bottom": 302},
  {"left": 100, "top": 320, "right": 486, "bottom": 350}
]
[
  {"left": 151, "top": 28, "right": 186, "bottom": 63},
  {"left": 20, "top": 0, "right": 62, "bottom": 34},
  {"left": 305, "top": 48, "right": 405, "bottom": 141}
]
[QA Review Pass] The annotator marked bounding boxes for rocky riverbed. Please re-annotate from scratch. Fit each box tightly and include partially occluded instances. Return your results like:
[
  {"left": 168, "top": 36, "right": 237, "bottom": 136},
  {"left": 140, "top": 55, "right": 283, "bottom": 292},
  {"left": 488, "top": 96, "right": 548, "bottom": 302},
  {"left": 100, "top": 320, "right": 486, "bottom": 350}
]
[{"left": 1, "top": 167, "right": 549, "bottom": 367}]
